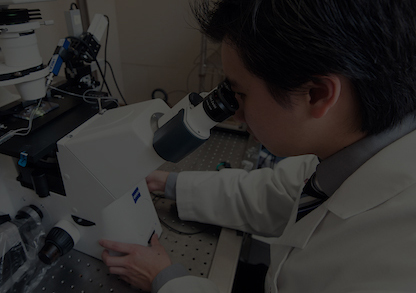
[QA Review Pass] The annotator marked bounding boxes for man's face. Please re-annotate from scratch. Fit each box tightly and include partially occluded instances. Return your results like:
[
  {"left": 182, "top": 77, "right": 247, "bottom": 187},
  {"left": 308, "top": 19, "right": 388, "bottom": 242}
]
[{"left": 221, "top": 41, "right": 313, "bottom": 157}]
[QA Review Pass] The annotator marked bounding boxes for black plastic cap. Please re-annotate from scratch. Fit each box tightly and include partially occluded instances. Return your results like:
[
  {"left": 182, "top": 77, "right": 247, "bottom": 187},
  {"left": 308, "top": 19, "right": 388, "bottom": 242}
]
[
  {"left": 38, "top": 242, "right": 61, "bottom": 265},
  {"left": 38, "top": 227, "right": 75, "bottom": 265}
]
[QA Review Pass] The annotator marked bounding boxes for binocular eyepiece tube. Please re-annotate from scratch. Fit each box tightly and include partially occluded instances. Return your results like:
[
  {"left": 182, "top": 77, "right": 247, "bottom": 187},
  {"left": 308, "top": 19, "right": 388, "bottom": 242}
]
[{"left": 153, "top": 80, "right": 238, "bottom": 163}]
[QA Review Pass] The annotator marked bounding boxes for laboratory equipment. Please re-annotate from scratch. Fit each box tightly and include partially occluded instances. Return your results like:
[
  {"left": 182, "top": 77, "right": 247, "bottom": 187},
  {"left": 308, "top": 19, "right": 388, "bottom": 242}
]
[
  {"left": 0, "top": 0, "right": 239, "bottom": 277},
  {"left": 0, "top": 205, "right": 44, "bottom": 292},
  {"left": 35, "top": 80, "right": 237, "bottom": 263},
  {"left": 0, "top": 9, "right": 110, "bottom": 148},
  {"left": 0, "top": 0, "right": 54, "bottom": 4},
  {"left": 0, "top": 0, "right": 55, "bottom": 107},
  {"left": 58, "top": 13, "right": 108, "bottom": 90}
]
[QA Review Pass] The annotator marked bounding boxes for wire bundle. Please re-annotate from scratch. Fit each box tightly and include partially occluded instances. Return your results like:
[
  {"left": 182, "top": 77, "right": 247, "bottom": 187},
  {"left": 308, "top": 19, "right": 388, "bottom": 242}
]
[{"left": 0, "top": 99, "right": 42, "bottom": 145}]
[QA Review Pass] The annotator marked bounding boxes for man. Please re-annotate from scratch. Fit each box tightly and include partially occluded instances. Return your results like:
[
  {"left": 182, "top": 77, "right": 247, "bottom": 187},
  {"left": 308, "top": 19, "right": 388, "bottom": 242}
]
[{"left": 99, "top": 0, "right": 416, "bottom": 292}]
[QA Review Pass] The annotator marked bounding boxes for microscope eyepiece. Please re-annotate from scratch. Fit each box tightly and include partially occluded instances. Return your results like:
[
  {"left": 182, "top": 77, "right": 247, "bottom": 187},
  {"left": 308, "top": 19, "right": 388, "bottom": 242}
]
[
  {"left": 38, "top": 227, "right": 75, "bottom": 265},
  {"left": 38, "top": 220, "right": 80, "bottom": 265},
  {"left": 202, "top": 80, "right": 239, "bottom": 123},
  {"left": 153, "top": 79, "right": 239, "bottom": 163}
]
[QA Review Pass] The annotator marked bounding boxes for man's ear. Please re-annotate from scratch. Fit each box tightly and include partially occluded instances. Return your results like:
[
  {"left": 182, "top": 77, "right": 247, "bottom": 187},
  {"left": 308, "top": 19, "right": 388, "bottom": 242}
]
[{"left": 307, "top": 75, "right": 342, "bottom": 119}]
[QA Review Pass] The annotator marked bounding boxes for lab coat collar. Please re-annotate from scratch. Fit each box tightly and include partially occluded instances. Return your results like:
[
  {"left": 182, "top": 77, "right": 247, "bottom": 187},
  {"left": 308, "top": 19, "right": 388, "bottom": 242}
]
[
  {"left": 276, "top": 129, "right": 416, "bottom": 249},
  {"left": 326, "top": 128, "right": 416, "bottom": 219},
  {"left": 316, "top": 113, "right": 416, "bottom": 197}
]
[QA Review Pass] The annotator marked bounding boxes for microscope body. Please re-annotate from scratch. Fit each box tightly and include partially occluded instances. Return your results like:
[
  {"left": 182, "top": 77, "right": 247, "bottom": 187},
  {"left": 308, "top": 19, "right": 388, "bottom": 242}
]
[
  {"left": 53, "top": 99, "right": 168, "bottom": 260},
  {"left": 44, "top": 81, "right": 237, "bottom": 262},
  {"left": 0, "top": 77, "right": 237, "bottom": 265}
]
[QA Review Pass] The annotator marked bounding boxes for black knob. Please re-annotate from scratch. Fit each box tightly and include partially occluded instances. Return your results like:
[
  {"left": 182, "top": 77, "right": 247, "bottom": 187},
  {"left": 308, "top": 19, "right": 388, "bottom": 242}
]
[
  {"left": 189, "top": 92, "right": 203, "bottom": 106},
  {"left": 38, "top": 227, "right": 75, "bottom": 265}
]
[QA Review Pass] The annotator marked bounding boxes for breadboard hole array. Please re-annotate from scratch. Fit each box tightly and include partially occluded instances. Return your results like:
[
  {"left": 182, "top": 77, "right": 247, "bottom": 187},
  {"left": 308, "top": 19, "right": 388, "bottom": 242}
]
[
  {"left": 154, "top": 198, "right": 221, "bottom": 278},
  {"left": 155, "top": 129, "right": 250, "bottom": 279},
  {"left": 32, "top": 250, "right": 141, "bottom": 293},
  {"left": 29, "top": 129, "right": 252, "bottom": 293}
]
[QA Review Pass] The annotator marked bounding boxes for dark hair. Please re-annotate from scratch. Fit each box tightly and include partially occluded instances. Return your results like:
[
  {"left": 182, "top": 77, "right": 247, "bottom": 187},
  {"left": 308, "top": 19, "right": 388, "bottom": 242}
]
[{"left": 193, "top": 0, "right": 416, "bottom": 134}]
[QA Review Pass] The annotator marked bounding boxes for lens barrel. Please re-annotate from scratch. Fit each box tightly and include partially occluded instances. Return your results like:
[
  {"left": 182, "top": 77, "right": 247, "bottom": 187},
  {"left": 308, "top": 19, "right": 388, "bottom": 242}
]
[{"left": 202, "top": 80, "right": 238, "bottom": 122}]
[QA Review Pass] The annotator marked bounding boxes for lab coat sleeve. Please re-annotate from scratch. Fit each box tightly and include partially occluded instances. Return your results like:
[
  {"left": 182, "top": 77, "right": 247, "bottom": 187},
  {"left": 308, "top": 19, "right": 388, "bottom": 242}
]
[{"left": 176, "top": 154, "right": 319, "bottom": 237}]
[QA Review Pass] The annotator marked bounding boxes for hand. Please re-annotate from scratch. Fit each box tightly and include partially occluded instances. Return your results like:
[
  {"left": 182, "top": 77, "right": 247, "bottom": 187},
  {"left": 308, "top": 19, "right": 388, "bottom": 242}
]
[
  {"left": 146, "top": 170, "right": 170, "bottom": 193},
  {"left": 99, "top": 234, "right": 172, "bottom": 292}
]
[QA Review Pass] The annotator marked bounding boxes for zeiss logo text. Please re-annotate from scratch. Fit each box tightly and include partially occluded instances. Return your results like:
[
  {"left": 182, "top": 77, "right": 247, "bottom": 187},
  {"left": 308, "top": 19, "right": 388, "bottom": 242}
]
[{"left": 132, "top": 187, "right": 141, "bottom": 203}]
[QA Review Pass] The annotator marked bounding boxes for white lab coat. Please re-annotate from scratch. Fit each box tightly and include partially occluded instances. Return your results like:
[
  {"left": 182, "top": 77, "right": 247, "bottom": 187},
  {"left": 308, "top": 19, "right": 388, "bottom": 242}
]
[{"left": 159, "top": 129, "right": 416, "bottom": 293}]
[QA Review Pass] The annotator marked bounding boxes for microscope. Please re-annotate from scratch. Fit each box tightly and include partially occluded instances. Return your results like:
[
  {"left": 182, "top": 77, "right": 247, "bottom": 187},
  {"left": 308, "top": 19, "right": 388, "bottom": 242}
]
[
  {"left": 0, "top": 0, "right": 238, "bottom": 283},
  {"left": 0, "top": 0, "right": 54, "bottom": 107},
  {"left": 37, "top": 80, "right": 238, "bottom": 264},
  {"left": 0, "top": 75, "right": 237, "bottom": 290}
]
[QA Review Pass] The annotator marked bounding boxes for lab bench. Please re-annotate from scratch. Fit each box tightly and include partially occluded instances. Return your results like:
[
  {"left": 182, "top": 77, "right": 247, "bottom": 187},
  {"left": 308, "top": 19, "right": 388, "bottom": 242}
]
[{"left": 25, "top": 129, "right": 260, "bottom": 293}]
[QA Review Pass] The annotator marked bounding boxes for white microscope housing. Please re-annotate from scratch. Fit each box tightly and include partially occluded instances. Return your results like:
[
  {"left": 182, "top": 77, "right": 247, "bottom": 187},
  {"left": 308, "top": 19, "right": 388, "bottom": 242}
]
[
  {"left": 36, "top": 80, "right": 238, "bottom": 263},
  {"left": 0, "top": 0, "right": 55, "bottom": 105}
]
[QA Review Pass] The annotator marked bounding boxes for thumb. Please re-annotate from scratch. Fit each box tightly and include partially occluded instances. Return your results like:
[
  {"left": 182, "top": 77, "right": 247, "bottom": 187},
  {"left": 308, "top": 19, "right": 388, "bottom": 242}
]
[{"left": 150, "top": 233, "right": 160, "bottom": 246}]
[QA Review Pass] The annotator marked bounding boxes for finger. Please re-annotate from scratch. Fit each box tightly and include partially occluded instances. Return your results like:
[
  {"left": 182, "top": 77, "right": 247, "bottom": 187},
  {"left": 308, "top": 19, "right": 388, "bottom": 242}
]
[
  {"left": 108, "top": 266, "right": 129, "bottom": 276},
  {"left": 101, "top": 249, "right": 129, "bottom": 267},
  {"left": 150, "top": 233, "right": 160, "bottom": 246},
  {"left": 101, "top": 249, "right": 110, "bottom": 261},
  {"left": 99, "top": 239, "right": 134, "bottom": 254}
]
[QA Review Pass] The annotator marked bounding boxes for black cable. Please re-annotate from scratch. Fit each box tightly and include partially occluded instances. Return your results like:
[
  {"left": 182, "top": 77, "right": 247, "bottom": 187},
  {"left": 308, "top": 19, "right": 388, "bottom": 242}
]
[
  {"left": 65, "top": 35, "right": 127, "bottom": 105},
  {"left": 151, "top": 88, "right": 168, "bottom": 102},
  {"left": 65, "top": 35, "right": 113, "bottom": 97},
  {"left": 105, "top": 60, "right": 128, "bottom": 105},
  {"left": 100, "top": 16, "right": 128, "bottom": 105},
  {"left": 92, "top": 60, "right": 112, "bottom": 96},
  {"left": 93, "top": 56, "right": 113, "bottom": 96},
  {"left": 100, "top": 15, "right": 110, "bottom": 92},
  {"left": 70, "top": 3, "right": 78, "bottom": 9}
]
